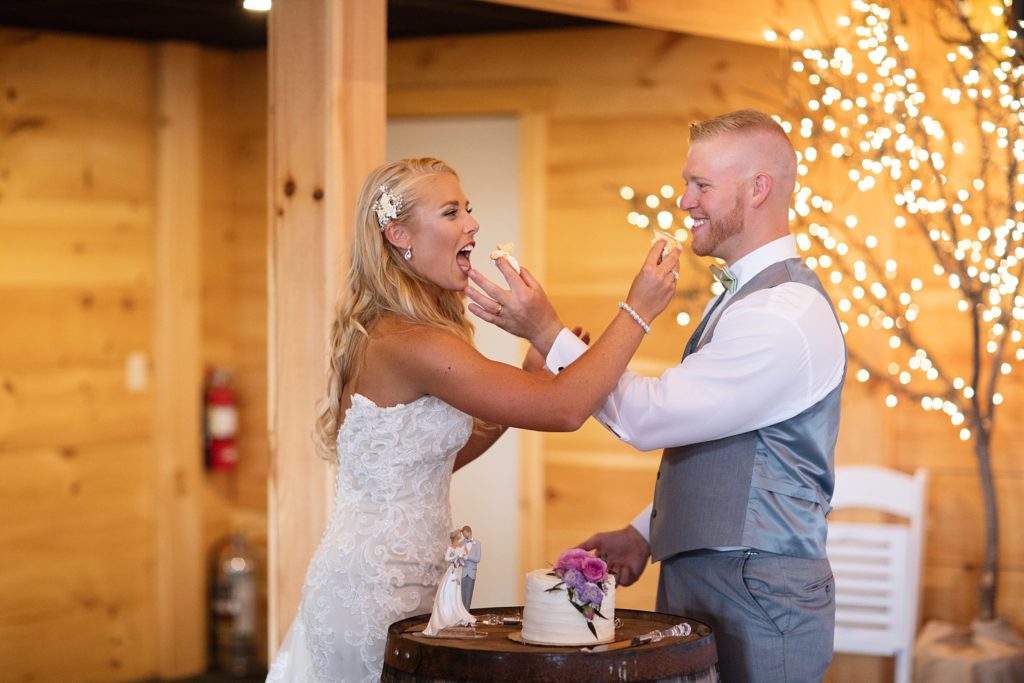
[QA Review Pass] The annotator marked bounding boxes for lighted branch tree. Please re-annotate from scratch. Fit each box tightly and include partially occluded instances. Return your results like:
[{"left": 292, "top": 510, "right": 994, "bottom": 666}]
[{"left": 622, "top": 0, "right": 1024, "bottom": 622}]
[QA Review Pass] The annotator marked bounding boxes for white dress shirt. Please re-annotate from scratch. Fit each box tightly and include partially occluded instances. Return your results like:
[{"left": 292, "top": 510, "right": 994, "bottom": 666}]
[{"left": 545, "top": 235, "right": 846, "bottom": 542}]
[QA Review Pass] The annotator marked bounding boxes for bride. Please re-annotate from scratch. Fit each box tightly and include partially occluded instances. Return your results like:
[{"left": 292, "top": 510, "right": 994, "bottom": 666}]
[
  {"left": 422, "top": 530, "right": 476, "bottom": 636},
  {"left": 266, "top": 157, "right": 680, "bottom": 682}
]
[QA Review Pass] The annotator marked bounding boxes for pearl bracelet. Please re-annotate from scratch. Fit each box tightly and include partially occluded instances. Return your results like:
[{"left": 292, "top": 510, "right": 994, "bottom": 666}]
[{"left": 618, "top": 301, "right": 651, "bottom": 334}]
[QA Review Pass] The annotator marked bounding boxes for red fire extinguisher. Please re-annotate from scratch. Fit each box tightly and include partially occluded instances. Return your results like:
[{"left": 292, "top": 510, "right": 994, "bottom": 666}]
[{"left": 205, "top": 368, "right": 239, "bottom": 472}]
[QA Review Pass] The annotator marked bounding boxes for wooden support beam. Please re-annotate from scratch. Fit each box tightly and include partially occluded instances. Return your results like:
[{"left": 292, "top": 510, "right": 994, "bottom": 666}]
[
  {"left": 153, "top": 42, "right": 207, "bottom": 677},
  {"left": 266, "top": 0, "right": 386, "bottom": 655},
  {"left": 487, "top": 0, "right": 859, "bottom": 46}
]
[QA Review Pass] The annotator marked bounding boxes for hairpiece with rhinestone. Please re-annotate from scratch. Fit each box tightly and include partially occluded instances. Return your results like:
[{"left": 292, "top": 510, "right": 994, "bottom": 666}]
[{"left": 373, "top": 185, "right": 403, "bottom": 230}]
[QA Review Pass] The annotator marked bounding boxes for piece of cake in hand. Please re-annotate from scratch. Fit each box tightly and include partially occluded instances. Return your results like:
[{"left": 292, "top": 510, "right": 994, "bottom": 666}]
[
  {"left": 489, "top": 243, "right": 521, "bottom": 274},
  {"left": 651, "top": 230, "right": 682, "bottom": 259},
  {"left": 521, "top": 548, "right": 616, "bottom": 646}
]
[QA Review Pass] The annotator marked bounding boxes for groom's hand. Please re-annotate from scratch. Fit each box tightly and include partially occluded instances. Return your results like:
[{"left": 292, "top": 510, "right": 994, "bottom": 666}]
[
  {"left": 570, "top": 325, "right": 591, "bottom": 345},
  {"left": 578, "top": 526, "right": 650, "bottom": 587},
  {"left": 466, "top": 258, "right": 564, "bottom": 354}
]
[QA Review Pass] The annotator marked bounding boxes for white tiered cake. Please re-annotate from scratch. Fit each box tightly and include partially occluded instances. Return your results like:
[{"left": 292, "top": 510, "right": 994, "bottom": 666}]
[{"left": 521, "top": 569, "right": 616, "bottom": 646}]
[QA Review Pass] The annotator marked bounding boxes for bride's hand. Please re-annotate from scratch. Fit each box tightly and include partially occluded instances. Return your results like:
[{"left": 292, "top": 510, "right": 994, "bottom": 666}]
[
  {"left": 466, "top": 259, "right": 565, "bottom": 354},
  {"left": 623, "top": 238, "right": 681, "bottom": 324}
]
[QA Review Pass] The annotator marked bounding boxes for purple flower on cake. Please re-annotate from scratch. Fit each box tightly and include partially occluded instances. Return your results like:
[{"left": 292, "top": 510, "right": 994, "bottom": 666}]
[
  {"left": 577, "top": 582, "right": 605, "bottom": 609},
  {"left": 573, "top": 581, "right": 602, "bottom": 618},
  {"left": 561, "top": 568, "right": 586, "bottom": 590},
  {"left": 546, "top": 548, "right": 611, "bottom": 639}
]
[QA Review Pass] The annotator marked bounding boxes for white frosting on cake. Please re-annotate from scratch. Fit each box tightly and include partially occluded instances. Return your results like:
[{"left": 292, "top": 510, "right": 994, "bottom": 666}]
[{"left": 521, "top": 569, "right": 616, "bottom": 645}]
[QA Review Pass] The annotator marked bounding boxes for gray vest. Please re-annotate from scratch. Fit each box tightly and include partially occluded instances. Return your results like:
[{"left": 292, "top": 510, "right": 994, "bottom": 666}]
[{"left": 649, "top": 258, "right": 846, "bottom": 561}]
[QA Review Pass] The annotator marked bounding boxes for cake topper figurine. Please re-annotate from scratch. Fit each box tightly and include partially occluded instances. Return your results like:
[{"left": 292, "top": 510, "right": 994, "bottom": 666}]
[
  {"left": 422, "top": 529, "right": 477, "bottom": 636},
  {"left": 460, "top": 525, "right": 481, "bottom": 610}
]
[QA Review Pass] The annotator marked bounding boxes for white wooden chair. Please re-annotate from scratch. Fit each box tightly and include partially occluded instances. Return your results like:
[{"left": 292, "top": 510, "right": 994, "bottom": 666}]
[{"left": 827, "top": 465, "right": 928, "bottom": 683}]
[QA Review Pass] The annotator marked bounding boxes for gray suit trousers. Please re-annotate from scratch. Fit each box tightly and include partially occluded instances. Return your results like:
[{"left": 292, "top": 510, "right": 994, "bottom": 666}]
[
  {"left": 460, "top": 575, "right": 475, "bottom": 610},
  {"left": 657, "top": 549, "right": 835, "bottom": 683}
]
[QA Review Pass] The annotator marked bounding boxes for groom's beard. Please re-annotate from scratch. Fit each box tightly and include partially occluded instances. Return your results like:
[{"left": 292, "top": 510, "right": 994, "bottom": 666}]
[{"left": 692, "top": 195, "right": 744, "bottom": 258}]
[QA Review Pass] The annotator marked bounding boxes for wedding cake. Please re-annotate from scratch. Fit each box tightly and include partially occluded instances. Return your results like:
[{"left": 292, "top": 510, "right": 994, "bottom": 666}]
[{"left": 521, "top": 550, "right": 616, "bottom": 646}]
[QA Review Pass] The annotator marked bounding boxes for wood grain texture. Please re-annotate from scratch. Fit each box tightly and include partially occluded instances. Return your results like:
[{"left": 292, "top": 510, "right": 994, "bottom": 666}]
[
  {"left": 266, "top": 0, "right": 386, "bottom": 654},
  {"left": 491, "top": 0, "right": 857, "bottom": 46},
  {"left": 198, "top": 47, "right": 272, "bottom": 664},
  {"left": 1, "top": 29, "right": 269, "bottom": 683},
  {"left": 153, "top": 42, "right": 206, "bottom": 677},
  {"left": 0, "top": 28, "right": 160, "bottom": 683}
]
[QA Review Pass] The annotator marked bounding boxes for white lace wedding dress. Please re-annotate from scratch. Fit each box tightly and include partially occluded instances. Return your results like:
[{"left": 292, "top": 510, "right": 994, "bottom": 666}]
[{"left": 267, "top": 394, "right": 473, "bottom": 683}]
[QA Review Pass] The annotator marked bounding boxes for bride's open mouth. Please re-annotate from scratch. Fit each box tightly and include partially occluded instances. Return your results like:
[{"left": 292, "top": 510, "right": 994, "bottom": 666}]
[{"left": 456, "top": 243, "right": 474, "bottom": 273}]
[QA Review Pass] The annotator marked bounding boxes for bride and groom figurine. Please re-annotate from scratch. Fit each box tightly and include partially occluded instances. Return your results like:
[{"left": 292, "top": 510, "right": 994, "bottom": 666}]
[{"left": 422, "top": 525, "right": 482, "bottom": 636}]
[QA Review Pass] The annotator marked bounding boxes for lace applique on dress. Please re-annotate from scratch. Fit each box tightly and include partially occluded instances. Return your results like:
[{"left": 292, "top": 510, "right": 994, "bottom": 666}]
[{"left": 267, "top": 395, "right": 473, "bottom": 683}]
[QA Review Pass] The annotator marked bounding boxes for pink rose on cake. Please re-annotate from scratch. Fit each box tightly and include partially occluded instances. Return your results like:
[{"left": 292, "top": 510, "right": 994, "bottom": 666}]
[
  {"left": 581, "top": 556, "right": 608, "bottom": 583},
  {"left": 553, "top": 549, "right": 608, "bottom": 583},
  {"left": 554, "top": 548, "right": 591, "bottom": 572},
  {"left": 547, "top": 548, "right": 611, "bottom": 637}
]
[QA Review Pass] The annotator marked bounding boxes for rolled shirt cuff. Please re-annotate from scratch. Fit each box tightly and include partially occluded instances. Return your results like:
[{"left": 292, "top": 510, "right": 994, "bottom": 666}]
[{"left": 544, "top": 327, "right": 587, "bottom": 374}]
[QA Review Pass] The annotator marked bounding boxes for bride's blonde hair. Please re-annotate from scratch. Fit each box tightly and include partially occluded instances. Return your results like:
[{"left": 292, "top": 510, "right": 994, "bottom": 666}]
[{"left": 314, "top": 158, "right": 476, "bottom": 461}]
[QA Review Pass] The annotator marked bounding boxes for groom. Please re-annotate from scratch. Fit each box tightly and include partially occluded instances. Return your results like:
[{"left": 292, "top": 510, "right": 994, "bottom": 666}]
[
  {"left": 459, "top": 525, "right": 480, "bottom": 610},
  {"left": 467, "top": 109, "right": 846, "bottom": 682}
]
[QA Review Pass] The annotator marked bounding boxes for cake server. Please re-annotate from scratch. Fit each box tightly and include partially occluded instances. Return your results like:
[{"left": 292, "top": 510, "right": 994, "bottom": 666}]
[{"left": 581, "top": 622, "right": 692, "bottom": 653}]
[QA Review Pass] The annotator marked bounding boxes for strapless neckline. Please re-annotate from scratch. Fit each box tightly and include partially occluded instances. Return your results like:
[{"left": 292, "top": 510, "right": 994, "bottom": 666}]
[{"left": 349, "top": 392, "right": 435, "bottom": 411}]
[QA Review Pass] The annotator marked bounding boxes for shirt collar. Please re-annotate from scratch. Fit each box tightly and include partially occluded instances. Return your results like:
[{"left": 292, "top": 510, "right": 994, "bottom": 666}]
[{"left": 726, "top": 235, "right": 797, "bottom": 292}]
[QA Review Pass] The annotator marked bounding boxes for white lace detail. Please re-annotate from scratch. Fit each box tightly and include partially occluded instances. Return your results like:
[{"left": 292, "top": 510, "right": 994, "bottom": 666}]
[{"left": 267, "top": 394, "right": 473, "bottom": 683}]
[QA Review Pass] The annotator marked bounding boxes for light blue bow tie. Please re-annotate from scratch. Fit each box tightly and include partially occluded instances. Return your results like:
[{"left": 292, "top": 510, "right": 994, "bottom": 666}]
[{"left": 708, "top": 264, "right": 738, "bottom": 293}]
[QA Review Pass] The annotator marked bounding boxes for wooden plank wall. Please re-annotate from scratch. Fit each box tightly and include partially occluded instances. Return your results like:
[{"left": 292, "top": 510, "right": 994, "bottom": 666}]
[
  {"left": 199, "top": 48, "right": 271, "bottom": 666},
  {"left": 0, "top": 29, "right": 269, "bottom": 680},
  {"left": 389, "top": 24, "right": 1024, "bottom": 681},
  {"left": 0, "top": 30, "right": 161, "bottom": 681}
]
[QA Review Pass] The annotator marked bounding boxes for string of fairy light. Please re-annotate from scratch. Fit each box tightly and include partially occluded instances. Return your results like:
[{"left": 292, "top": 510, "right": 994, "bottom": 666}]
[{"left": 620, "top": 0, "right": 1024, "bottom": 442}]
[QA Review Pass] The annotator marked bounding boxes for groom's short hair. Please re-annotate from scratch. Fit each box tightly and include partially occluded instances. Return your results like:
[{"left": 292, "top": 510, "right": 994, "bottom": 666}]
[{"left": 462, "top": 525, "right": 472, "bottom": 535}]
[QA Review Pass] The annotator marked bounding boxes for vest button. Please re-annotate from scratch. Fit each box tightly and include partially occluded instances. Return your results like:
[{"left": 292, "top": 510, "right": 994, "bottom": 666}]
[
  {"left": 657, "top": 471, "right": 661, "bottom": 480},
  {"left": 651, "top": 509, "right": 658, "bottom": 518}
]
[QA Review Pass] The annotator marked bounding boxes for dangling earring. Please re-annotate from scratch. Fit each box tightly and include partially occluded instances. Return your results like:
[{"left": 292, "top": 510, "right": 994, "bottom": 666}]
[{"left": 404, "top": 246, "right": 412, "bottom": 261}]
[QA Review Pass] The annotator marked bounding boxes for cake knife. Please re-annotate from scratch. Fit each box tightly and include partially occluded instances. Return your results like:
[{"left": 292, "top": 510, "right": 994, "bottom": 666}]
[{"left": 581, "top": 622, "right": 692, "bottom": 653}]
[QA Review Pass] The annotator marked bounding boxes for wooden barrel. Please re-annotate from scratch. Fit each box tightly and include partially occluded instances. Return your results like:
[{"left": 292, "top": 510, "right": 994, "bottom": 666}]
[{"left": 381, "top": 606, "right": 718, "bottom": 683}]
